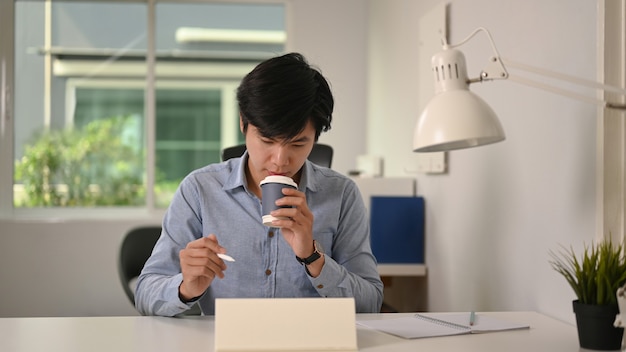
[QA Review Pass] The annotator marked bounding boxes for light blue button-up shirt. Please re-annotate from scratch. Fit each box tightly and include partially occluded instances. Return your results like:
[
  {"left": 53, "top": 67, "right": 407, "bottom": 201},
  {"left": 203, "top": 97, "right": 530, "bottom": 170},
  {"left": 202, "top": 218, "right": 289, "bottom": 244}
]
[{"left": 135, "top": 153, "right": 384, "bottom": 316}]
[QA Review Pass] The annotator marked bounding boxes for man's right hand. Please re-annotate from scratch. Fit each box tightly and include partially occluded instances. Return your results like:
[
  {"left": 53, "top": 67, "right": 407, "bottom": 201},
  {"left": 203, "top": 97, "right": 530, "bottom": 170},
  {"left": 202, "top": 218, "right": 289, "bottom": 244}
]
[{"left": 178, "top": 234, "right": 228, "bottom": 302}]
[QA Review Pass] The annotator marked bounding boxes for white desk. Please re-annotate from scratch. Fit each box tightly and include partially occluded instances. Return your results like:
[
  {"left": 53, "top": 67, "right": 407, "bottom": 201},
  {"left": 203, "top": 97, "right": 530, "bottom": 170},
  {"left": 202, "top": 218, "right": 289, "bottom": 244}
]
[{"left": 0, "top": 312, "right": 580, "bottom": 351}]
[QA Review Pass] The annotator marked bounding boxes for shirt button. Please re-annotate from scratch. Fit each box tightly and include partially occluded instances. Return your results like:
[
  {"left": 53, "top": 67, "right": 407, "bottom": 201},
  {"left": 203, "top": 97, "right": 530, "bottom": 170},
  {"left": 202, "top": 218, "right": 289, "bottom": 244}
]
[
  {"left": 265, "top": 269, "right": 272, "bottom": 276},
  {"left": 268, "top": 230, "right": 274, "bottom": 238},
  {"left": 316, "top": 284, "right": 324, "bottom": 289}
]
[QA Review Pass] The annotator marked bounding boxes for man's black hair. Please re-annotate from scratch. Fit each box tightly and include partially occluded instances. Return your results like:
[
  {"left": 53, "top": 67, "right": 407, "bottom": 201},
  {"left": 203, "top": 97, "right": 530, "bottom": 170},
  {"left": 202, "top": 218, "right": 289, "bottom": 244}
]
[{"left": 237, "top": 52, "right": 333, "bottom": 141}]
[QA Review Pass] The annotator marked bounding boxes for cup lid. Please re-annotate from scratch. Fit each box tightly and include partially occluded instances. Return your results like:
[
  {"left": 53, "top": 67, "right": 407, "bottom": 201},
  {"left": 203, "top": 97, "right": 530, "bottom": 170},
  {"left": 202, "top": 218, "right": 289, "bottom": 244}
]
[{"left": 260, "top": 175, "right": 298, "bottom": 188}]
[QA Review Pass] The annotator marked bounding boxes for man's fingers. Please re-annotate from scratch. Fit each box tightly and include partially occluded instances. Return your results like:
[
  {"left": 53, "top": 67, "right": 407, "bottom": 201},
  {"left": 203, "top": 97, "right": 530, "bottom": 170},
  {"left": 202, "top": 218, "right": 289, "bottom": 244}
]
[
  {"left": 185, "top": 235, "right": 226, "bottom": 254},
  {"left": 183, "top": 247, "right": 214, "bottom": 258},
  {"left": 182, "top": 248, "right": 228, "bottom": 266},
  {"left": 181, "top": 257, "right": 226, "bottom": 278},
  {"left": 181, "top": 245, "right": 227, "bottom": 269},
  {"left": 190, "top": 263, "right": 224, "bottom": 278}
]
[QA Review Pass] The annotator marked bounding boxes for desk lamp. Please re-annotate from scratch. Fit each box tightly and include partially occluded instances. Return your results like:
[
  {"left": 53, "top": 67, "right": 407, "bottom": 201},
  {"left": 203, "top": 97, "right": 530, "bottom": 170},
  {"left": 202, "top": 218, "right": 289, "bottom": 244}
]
[{"left": 413, "top": 27, "right": 626, "bottom": 153}]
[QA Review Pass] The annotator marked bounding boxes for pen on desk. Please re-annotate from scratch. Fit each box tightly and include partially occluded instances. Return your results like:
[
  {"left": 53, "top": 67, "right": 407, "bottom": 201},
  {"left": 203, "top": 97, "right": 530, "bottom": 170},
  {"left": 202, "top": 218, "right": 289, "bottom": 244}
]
[{"left": 469, "top": 311, "right": 476, "bottom": 326}]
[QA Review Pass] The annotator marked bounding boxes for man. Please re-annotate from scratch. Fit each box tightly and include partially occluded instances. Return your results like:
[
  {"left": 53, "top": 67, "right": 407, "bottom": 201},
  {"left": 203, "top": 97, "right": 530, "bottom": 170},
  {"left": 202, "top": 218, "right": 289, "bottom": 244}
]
[{"left": 135, "top": 52, "right": 383, "bottom": 316}]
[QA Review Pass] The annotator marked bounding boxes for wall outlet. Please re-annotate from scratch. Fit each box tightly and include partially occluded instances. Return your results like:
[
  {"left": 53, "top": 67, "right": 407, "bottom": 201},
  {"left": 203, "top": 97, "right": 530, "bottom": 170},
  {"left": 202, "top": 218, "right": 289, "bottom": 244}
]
[{"left": 415, "top": 152, "right": 446, "bottom": 174}]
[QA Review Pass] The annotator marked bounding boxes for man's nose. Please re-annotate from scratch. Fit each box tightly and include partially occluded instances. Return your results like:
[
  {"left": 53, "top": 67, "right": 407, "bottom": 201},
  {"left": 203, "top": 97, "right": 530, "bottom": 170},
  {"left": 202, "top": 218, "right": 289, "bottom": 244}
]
[{"left": 272, "top": 145, "right": 290, "bottom": 166}]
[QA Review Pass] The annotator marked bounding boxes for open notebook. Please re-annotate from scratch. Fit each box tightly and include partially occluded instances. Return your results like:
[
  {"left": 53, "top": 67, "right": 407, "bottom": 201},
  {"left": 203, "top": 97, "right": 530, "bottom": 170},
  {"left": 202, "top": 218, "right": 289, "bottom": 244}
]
[{"left": 357, "top": 313, "right": 530, "bottom": 339}]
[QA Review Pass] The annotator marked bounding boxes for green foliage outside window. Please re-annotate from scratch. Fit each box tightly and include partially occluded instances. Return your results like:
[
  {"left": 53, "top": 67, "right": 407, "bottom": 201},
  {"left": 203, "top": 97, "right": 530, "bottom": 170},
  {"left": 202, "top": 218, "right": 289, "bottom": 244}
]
[{"left": 14, "top": 116, "right": 145, "bottom": 207}]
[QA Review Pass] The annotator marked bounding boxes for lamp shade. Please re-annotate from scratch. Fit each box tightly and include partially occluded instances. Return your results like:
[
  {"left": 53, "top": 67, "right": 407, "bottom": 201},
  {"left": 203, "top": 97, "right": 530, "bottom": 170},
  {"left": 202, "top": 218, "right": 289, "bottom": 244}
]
[
  {"left": 413, "top": 90, "right": 505, "bottom": 152},
  {"left": 413, "top": 47, "right": 506, "bottom": 152}
]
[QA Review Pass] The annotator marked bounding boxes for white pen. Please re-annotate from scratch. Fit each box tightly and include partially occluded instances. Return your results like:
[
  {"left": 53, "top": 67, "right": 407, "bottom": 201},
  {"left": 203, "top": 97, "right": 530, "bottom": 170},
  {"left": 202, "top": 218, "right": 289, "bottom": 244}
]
[{"left": 217, "top": 253, "right": 235, "bottom": 262}]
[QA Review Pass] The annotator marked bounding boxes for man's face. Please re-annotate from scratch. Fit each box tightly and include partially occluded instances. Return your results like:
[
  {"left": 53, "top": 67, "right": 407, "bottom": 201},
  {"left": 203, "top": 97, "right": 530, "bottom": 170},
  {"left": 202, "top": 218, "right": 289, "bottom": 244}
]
[{"left": 243, "top": 120, "right": 316, "bottom": 186}]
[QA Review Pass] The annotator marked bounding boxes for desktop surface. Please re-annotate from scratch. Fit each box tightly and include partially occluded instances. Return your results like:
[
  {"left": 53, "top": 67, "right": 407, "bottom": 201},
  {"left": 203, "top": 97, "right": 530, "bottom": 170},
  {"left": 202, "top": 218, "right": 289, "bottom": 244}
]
[{"left": 0, "top": 311, "right": 580, "bottom": 352}]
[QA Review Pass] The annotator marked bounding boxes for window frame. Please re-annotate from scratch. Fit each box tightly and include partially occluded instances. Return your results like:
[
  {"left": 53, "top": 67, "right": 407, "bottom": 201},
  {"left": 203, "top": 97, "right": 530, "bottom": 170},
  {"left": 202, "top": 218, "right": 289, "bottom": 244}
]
[
  {"left": 64, "top": 77, "right": 243, "bottom": 149},
  {"left": 598, "top": 0, "right": 626, "bottom": 243}
]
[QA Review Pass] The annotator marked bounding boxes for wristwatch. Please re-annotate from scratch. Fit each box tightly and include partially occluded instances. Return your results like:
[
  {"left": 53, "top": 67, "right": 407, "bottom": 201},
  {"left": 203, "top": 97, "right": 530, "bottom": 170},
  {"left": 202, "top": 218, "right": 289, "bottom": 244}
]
[{"left": 295, "top": 240, "right": 323, "bottom": 266}]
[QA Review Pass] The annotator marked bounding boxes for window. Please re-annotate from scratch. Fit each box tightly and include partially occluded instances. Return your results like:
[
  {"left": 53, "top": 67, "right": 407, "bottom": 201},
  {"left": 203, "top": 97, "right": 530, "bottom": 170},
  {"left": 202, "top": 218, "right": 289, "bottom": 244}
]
[
  {"left": 65, "top": 79, "right": 242, "bottom": 207},
  {"left": 5, "top": 0, "right": 286, "bottom": 215}
]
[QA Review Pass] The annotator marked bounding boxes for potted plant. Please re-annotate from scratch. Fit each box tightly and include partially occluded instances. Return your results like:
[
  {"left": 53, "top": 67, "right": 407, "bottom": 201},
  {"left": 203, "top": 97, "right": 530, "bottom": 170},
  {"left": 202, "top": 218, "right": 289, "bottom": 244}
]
[{"left": 549, "top": 240, "right": 626, "bottom": 350}]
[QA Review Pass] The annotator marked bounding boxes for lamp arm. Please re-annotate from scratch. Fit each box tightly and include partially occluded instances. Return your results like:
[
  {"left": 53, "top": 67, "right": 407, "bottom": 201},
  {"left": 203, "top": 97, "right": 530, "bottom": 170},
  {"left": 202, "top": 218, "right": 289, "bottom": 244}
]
[
  {"left": 506, "top": 74, "right": 614, "bottom": 108},
  {"left": 503, "top": 58, "right": 626, "bottom": 95},
  {"left": 457, "top": 27, "right": 626, "bottom": 111},
  {"left": 501, "top": 58, "right": 626, "bottom": 110}
]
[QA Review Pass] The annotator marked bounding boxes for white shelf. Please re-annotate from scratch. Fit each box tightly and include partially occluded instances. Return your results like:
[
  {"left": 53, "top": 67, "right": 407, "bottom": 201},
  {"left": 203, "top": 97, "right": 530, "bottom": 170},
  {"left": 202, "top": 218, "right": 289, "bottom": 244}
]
[{"left": 377, "top": 264, "right": 427, "bottom": 277}]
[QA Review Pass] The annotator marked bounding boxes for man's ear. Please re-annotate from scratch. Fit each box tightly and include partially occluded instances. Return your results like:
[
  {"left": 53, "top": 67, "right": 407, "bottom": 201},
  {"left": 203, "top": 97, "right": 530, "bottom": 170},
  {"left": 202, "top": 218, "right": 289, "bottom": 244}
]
[{"left": 239, "top": 114, "right": 244, "bottom": 133}]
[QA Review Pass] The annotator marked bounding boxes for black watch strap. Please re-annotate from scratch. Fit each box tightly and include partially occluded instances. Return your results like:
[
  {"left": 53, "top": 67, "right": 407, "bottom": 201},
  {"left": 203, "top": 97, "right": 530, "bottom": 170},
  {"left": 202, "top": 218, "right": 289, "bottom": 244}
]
[
  {"left": 295, "top": 240, "right": 322, "bottom": 265},
  {"left": 178, "top": 284, "right": 202, "bottom": 304}
]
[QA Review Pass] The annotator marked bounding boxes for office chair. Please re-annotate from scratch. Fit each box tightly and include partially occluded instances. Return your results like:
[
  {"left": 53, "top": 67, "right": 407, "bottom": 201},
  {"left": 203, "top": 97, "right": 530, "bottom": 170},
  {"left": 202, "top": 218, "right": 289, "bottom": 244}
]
[
  {"left": 221, "top": 143, "right": 333, "bottom": 168},
  {"left": 118, "top": 226, "right": 201, "bottom": 315},
  {"left": 118, "top": 226, "right": 161, "bottom": 307}
]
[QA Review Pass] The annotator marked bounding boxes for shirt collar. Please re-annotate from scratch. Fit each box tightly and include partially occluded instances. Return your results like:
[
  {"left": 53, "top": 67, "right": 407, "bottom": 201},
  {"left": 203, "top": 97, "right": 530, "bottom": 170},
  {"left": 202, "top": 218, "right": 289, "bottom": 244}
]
[{"left": 222, "top": 151, "right": 249, "bottom": 192}]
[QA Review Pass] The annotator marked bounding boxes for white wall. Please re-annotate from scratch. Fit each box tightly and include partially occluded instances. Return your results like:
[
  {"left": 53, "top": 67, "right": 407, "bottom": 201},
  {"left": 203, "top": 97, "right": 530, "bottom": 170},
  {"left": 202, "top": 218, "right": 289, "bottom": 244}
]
[
  {"left": 0, "top": 220, "right": 154, "bottom": 316},
  {"left": 368, "top": 0, "right": 596, "bottom": 324},
  {"left": 0, "top": 0, "right": 600, "bottom": 325},
  {"left": 287, "top": 0, "right": 368, "bottom": 175}
]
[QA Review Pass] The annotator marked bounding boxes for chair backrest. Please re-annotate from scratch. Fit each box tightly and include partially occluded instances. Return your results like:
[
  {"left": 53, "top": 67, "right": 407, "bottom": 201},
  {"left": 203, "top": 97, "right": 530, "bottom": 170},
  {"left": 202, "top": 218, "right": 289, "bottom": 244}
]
[
  {"left": 118, "top": 226, "right": 162, "bottom": 306},
  {"left": 221, "top": 144, "right": 247, "bottom": 163},
  {"left": 307, "top": 144, "right": 334, "bottom": 168},
  {"left": 118, "top": 226, "right": 202, "bottom": 315},
  {"left": 221, "top": 143, "right": 333, "bottom": 168}
]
